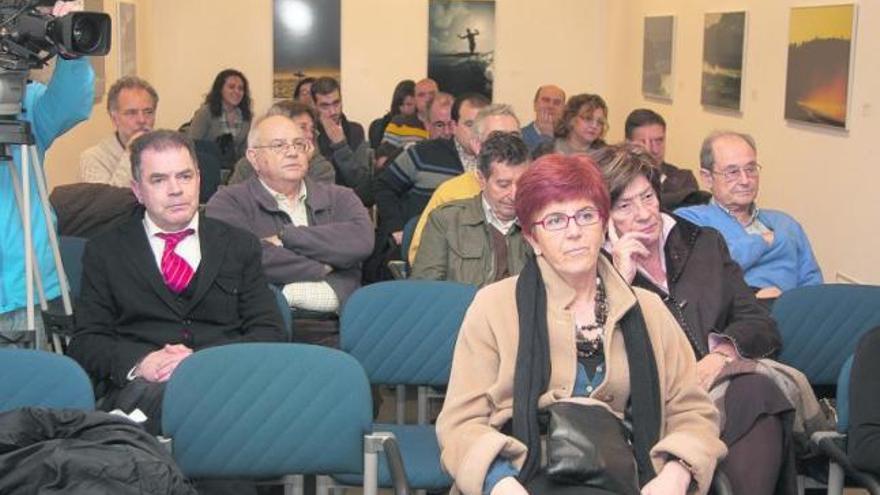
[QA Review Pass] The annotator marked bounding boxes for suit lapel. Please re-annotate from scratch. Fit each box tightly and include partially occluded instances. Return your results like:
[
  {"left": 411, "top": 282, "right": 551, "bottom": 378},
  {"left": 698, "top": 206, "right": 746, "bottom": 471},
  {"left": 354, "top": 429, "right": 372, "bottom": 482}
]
[
  {"left": 122, "top": 218, "right": 181, "bottom": 314},
  {"left": 184, "top": 215, "right": 228, "bottom": 312}
]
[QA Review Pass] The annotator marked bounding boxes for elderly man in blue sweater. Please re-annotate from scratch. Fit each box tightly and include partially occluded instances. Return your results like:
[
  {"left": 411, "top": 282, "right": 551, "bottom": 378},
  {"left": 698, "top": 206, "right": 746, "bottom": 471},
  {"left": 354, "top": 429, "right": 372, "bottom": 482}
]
[{"left": 676, "top": 131, "right": 822, "bottom": 300}]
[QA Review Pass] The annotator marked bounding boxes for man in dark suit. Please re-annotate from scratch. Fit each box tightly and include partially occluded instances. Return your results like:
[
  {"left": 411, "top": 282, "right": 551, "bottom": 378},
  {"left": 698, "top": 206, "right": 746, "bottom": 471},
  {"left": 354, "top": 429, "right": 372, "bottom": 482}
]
[
  {"left": 624, "top": 108, "right": 710, "bottom": 210},
  {"left": 68, "top": 130, "right": 284, "bottom": 435}
]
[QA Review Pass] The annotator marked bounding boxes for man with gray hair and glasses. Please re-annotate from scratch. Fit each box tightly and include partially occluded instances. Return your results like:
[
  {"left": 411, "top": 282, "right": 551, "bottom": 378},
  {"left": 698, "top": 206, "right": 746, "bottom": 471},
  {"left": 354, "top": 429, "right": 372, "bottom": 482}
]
[{"left": 676, "top": 131, "right": 822, "bottom": 301}]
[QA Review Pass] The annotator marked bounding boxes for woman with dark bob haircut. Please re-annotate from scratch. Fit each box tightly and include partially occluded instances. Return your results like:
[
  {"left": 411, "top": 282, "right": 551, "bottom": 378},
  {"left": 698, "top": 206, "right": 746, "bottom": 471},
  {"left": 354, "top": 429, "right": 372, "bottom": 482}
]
[
  {"left": 368, "top": 79, "right": 416, "bottom": 148},
  {"left": 597, "top": 143, "right": 805, "bottom": 495},
  {"left": 437, "top": 153, "right": 725, "bottom": 495},
  {"left": 187, "top": 68, "right": 253, "bottom": 160}
]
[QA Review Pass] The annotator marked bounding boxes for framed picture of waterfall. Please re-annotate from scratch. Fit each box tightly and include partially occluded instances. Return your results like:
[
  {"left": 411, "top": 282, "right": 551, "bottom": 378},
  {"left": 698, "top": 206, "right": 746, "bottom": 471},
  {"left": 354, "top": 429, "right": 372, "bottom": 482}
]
[{"left": 784, "top": 4, "right": 857, "bottom": 129}]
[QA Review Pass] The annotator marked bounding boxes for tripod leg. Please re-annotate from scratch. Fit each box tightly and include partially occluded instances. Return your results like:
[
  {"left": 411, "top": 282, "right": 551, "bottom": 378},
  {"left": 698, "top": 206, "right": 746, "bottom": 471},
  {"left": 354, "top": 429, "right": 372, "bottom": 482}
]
[{"left": 29, "top": 145, "right": 73, "bottom": 317}]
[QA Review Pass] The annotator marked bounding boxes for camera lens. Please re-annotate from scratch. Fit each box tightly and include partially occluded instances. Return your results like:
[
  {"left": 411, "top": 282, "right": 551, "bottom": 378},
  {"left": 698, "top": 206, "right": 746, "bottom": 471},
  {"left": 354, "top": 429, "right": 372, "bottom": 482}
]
[{"left": 71, "top": 17, "right": 101, "bottom": 53}]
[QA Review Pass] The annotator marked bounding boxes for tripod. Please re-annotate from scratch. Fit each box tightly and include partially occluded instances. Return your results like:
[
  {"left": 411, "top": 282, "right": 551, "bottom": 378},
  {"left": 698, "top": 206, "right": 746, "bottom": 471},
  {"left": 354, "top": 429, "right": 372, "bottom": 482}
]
[{"left": 1, "top": 119, "right": 74, "bottom": 351}]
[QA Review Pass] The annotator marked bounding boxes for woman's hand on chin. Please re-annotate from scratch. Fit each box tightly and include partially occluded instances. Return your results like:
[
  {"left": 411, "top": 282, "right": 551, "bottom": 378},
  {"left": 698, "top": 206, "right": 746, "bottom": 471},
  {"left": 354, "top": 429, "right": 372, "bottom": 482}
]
[
  {"left": 641, "top": 460, "right": 691, "bottom": 495},
  {"left": 491, "top": 477, "right": 529, "bottom": 495}
]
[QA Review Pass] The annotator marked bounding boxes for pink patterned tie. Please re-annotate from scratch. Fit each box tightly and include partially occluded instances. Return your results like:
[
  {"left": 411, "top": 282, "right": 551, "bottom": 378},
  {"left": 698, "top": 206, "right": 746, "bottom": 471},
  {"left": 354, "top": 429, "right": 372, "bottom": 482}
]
[{"left": 156, "top": 229, "right": 195, "bottom": 293}]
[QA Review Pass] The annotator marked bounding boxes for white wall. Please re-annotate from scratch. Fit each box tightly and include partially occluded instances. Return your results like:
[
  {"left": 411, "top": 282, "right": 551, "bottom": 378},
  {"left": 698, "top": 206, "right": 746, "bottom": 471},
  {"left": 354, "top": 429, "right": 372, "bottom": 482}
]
[{"left": 45, "top": 0, "right": 880, "bottom": 283}]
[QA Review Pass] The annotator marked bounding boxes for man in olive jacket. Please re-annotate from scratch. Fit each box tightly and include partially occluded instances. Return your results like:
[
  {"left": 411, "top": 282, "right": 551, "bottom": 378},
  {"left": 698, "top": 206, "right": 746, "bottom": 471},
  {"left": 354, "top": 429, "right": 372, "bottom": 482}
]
[
  {"left": 206, "top": 114, "right": 373, "bottom": 312},
  {"left": 411, "top": 133, "right": 531, "bottom": 287}
]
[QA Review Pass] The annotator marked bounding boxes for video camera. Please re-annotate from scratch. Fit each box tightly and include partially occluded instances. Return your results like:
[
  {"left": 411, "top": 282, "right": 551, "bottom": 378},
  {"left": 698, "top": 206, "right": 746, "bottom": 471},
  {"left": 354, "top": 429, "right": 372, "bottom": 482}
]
[{"left": 0, "top": 0, "right": 110, "bottom": 119}]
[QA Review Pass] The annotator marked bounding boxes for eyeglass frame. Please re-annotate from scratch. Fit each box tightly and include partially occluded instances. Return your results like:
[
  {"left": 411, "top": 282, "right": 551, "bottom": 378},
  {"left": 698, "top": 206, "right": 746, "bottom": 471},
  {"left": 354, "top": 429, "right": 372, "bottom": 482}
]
[
  {"left": 710, "top": 163, "right": 762, "bottom": 183},
  {"left": 532, "top": 207, "right": 602, "bottom": 232},
  {"left": 251, "top": 138, "right": 311, "bottom": 155}
]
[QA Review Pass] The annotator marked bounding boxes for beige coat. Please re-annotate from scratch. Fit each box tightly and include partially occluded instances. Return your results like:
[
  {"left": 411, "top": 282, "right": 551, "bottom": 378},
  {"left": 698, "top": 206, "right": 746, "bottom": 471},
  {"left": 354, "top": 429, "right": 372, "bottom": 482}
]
[{"left": 436, "top": 256, "right": 726, "bottom": 495}]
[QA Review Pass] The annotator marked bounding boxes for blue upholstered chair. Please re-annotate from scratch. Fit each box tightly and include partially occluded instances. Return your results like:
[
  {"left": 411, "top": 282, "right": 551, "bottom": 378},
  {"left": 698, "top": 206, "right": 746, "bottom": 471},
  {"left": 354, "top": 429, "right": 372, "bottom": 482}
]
[
  {"left": 161, "top": 343, "right": 407, "bottom": 494},
  {"left": 0, "top": 349, "right": 94, "bottom": 412},
  {"left": 772, "top": 284, "right": 880, "bottom": 494},
  {"left": 335, "top": 280, "right": 478, "bottom": 493},
  {"left": 774, "top": 284, "right": 880, "bottom": 387}
]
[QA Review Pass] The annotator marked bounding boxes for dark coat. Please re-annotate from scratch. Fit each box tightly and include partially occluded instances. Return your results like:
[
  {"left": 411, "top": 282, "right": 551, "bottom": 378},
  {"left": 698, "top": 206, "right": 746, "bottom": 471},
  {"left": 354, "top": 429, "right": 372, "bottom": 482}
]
[
  {"left": 205, "top": 177, "right": 374, "bottom": 306},
  {"left": 631, "top": 215, "right": 781, "bottom": 359},
  {"left": 68, "top": 214, "right": 285, "bottom": 391},
  {"left": 660, "top": 162, "right": 710, "bottom": 211},
  {"left": 0, "top": 408, "right": 194, "bottom": 494}
]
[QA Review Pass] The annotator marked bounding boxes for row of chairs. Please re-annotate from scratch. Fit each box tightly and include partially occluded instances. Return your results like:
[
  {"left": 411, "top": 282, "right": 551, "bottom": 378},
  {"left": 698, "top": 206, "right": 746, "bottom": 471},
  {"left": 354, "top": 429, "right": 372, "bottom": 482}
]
[{"left": 23, "top": 235, "right": 880, "bottom": 493}]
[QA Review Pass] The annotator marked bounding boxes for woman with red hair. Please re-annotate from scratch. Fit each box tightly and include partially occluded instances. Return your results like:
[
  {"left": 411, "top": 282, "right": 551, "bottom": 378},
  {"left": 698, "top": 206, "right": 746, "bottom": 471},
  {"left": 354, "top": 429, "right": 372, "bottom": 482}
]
[{"left": 437, "top": 153, "right": 725, "bottom": 495}]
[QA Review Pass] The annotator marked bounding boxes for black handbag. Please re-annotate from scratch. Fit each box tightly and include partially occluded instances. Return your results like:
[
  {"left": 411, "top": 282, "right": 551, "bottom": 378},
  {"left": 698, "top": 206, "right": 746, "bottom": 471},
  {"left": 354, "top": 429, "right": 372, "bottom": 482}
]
[{"left": 544, "top": 401, "right": 641, "bottom": 495}]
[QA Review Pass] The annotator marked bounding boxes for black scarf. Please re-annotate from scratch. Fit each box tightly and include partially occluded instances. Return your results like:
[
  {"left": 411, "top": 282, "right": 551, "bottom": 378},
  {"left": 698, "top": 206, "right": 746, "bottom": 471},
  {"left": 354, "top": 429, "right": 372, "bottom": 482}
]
[{"left": 512, "top": 255, "right": 662, "bottom": 485}]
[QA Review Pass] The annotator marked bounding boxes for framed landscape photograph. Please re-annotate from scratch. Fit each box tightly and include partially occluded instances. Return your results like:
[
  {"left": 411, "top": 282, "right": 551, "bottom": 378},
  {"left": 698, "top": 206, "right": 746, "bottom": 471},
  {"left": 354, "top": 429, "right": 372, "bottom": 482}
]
[
  {"left": 701, "top": 11, "right": 747, "bottom": 111},
  {"left": 784, "top": 4, "right": 857, "bottom": 129},
  {"left": 273, "top": 0, "right": 341, "bottom": 99},
  {"left": 428, "top": 0, "right": 496, "bottom": 99},
  {"left": 642, "top": 15, "right": 675, "bottom": 100}
]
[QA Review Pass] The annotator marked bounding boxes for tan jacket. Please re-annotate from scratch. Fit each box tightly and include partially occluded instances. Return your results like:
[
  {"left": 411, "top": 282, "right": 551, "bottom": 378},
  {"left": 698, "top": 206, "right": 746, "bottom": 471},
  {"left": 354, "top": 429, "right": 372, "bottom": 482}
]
[{"left": 436, "top": 256, "right": 726, "bottom": 495}]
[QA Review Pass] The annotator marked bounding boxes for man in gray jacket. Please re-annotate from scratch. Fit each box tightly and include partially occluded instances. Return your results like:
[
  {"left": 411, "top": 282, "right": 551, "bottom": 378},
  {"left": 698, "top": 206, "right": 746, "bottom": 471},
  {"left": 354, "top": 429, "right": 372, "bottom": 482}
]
[{"left": 206, "top": 114, "right": 373, "bottom": 312}]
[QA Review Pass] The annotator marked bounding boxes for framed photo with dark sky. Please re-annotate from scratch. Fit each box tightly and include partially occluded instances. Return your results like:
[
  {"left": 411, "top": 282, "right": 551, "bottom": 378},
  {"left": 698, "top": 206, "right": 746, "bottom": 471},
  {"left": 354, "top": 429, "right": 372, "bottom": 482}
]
[
  {"left": 642, "top": 15, "right": 675, "bottom": 101},
  {"left": 273, "top": 0, "right": 341, "bottom": 100},
  {"left": 428, "top": 0, "right": 495, "bottom": 99},
  {"left": 701, "top": 12, "right": 747, "bottom": 111},
  {"left": 784, "top": 4, "right": 856, "bottom": 129}
]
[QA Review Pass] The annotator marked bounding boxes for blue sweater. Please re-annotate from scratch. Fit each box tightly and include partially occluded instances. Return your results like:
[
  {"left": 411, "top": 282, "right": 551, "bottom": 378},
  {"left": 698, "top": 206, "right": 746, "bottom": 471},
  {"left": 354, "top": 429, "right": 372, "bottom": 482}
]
[
  {"left": 675, "top": 203, "right": 823, "bottom": 291},
  {"left": 0, "top": 58, "right": 95, "bottom": 313}
]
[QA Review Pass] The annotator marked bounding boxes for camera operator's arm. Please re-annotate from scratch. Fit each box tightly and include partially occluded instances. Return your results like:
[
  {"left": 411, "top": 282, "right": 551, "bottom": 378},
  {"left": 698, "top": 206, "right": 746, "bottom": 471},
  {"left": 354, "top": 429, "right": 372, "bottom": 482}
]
[
  {"left": 28, "top": 57, "right": 94, "bottom": 151},
  {"left": 27, "top": 1, "right": 94, "bottom": 151}
]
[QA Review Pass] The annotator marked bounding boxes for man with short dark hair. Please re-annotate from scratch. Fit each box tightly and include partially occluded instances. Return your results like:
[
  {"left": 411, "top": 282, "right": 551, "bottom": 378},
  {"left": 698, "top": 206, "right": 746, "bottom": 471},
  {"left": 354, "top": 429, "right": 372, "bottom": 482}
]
[
  {"left": 374, "top": 92, "right": 490, "bottom": 246},
  {"left": 411, "top": 132, "right": 531, "bottom": 287},
  {"left": 69, "top": 130, "right": 284, "bottom": 435},
  {"left": 310, "top": 77, "right": 371, "bottom": 204},
  {"left": 80, "top": 76, "right": 158, "bottom": 187},
  {"left": 624, "top": 108, "right": 706, "bottom": 210},
  {"left": 521, "top": 84, "right": 565, "bottom": 152},
  {"left": 676, "top": 131, "right": 823, "bottom": 299}
]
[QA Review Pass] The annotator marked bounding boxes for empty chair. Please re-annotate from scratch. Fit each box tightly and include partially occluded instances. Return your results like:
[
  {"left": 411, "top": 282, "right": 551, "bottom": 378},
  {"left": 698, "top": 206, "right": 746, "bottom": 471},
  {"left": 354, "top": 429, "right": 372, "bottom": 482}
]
[
  {"left": 0, "top": 349, "right": 94, "bottom": 412},
  {"left": 161, "top": 342, "right": 406, "bottom": 494},
  {"left": 336, "top": 280, "right": 478, "bottom": 492}
]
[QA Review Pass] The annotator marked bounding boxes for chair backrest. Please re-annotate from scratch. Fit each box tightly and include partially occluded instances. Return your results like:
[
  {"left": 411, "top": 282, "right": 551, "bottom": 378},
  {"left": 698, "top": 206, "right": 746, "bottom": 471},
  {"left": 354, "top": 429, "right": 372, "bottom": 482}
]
[
  {"left": 0, "top": 349, "right": 94, "bottom": 412},
  {"left": 161, "top": 343, "right": 372, "bottom": 479},
  {"left": 268, "top": 284, "right": 293, "bottom": 340},
  {"left": 774, "top": 284, "right": 880, "bottom": 386},
  {"left": 60, "top": 236, "right": 87, "bottom": 298},
  {"left": 836, "top": 354, "right": 855, "bottom": 433},
  {"left": 400, "top": 216, "right": 419, "bottom": 261},
  {"left": 340, "top": 280, "right": 478, "bottom": 387}
]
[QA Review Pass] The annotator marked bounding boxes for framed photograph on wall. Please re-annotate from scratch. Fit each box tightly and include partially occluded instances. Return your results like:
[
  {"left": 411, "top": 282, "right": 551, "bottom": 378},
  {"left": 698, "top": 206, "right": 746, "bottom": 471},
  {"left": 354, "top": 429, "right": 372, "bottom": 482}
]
[
  {"left": 642, "top": 15, "right": 675, "bottom": 101},
  {"left": 428, "top": 0, "right": 495, "bottom": 99},
  {"left": 117, "top": 2, "right": 136, "bottom": 77},
  {"left": 784, "top": 4, "right": 857, "bottom": 129},
  {"left": 701, "top": 11, "right": 747, "bottom": 111},
  {"left": 273, "top": 0, "right": 341, "bottom": 100}
]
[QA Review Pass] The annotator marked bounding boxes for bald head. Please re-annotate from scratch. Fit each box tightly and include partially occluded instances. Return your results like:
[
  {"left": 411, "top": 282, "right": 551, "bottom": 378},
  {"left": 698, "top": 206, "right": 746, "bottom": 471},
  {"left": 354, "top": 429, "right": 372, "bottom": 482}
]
[{"left": 532, "top": 84, "right": 566, "bottom": 133}]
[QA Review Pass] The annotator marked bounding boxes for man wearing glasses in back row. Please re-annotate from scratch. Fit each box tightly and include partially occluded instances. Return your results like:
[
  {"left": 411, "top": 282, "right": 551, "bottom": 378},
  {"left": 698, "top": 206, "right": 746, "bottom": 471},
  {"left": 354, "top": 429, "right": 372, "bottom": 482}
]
[
  {"left": 676, "top": 131, "right": 823, "bottom": 302},
  {"left": 206, "top": 114, "right": 374, "bottom": 315}
]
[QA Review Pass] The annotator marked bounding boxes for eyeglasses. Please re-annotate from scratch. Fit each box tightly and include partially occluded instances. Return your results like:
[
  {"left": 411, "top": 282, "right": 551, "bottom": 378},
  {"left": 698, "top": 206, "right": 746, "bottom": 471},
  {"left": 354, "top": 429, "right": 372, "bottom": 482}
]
[
  {"left": 712, "top": 163, "right": 761, "bottom": 183},
  {"left": 252, "top": 139, "right": 310, "bottom": 155},
  {"left": 533, "top": 207, "right": 601, "bottom": 232},
  {"left": 612, "top": 189, "right": 658, "bottom": 216},
  {"left": 577, "top": 114, "right": 607, "bottom": 128}
]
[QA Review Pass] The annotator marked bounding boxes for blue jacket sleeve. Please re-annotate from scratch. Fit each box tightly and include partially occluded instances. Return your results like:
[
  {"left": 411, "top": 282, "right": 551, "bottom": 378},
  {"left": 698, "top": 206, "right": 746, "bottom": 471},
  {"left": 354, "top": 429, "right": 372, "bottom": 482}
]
[
  {"left": 793, "top": 221, "right": 823, "bottom": 286},
  {"left": 482, "top": 458, "right": 519, "bottom": 494},
  {"left": 27, "top": 57, "right": 95, "bottom": 151}
]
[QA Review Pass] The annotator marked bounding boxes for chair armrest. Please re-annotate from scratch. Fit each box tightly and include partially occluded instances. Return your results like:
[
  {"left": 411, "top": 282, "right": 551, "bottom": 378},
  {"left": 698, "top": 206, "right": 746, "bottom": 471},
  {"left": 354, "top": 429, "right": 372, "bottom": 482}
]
[
  {"left": 710, "top": 469, "right": 734, "bottom": 495},
  {"left": 814, "top": 432, "right": 880, "bottom": 495},
  {"left": 365, "top": 431, "right": 410, "bottom": 495}
]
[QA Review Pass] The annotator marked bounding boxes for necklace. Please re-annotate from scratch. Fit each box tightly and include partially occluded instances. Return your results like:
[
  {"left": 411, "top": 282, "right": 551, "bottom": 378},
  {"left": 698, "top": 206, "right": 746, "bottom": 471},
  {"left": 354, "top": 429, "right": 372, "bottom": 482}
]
[{"left": 575, "top": 276, "right": 608, "bottom": 360}]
